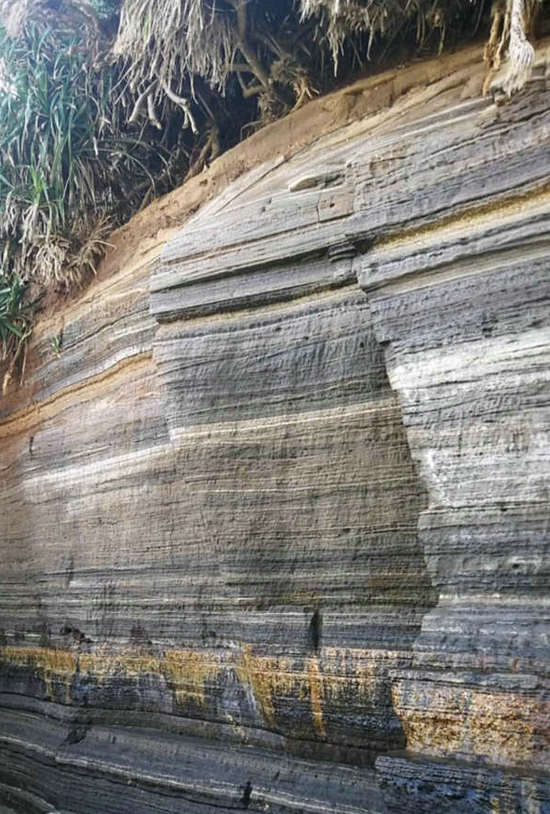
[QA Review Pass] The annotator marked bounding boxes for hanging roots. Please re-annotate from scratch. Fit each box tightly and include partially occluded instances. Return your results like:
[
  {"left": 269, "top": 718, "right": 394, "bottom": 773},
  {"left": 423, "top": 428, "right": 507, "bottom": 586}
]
[
  {"left": 484, "top": 0, "right": 537, "bottom": 95},
  {"left": 301, "top": 0, "right": 539, "bottom": 94},
  {"left": 270, "top": 56, "right": 319, "bottom": 110}
]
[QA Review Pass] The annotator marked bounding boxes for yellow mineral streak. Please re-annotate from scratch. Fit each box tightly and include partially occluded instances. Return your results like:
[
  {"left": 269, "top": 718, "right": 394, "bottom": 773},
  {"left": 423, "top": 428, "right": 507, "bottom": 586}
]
[
  {"left": 79, "top": 650, "right": 163, "bottom": 681},
  {"left": 0, "top": 646, "right": 223, "bottom": 711},
  {"left": 79, "top": 648, "right": 222, "bottom": 710},
  {"left": 1, "top": 643, "right": 399, "bottom": 741},
  {"left": 161, "top": 649, "right": 220, "bottom": 708},
  {"left": 236, "top": 645, "right": 280, "bottom": 727},
  {"left": 236, "top": 646, "right": 330, "bottom": 736},
  {"left": 322, "top": 646, "right": 384, "bottom": 705},
  {"left": 1, "top": 647, "right": 77, "bottom": 702},
  {"left": 307, "top": 657, "right": 326, "bottom": 738},
  {"left": 392, "top": 680, "right": 550, "bottom": 769}
]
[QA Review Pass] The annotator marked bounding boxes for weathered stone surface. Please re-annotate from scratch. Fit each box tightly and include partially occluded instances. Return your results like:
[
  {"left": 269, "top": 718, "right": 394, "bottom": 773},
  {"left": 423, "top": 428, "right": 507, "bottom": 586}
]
[{"left": 1, "top": 42, "right": 549, "bottom": 813}]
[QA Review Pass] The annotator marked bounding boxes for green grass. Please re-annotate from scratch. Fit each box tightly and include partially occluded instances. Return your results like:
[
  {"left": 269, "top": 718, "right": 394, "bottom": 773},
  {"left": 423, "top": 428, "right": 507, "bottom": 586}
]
[
  {"left": 0, "top": 273, "right": 31, "bottom": 391},
  {"left": 0, "top": 275, "right": 28, "bottom": 348},
  {"left": 0, "top": 19, "right": 164, "bottom": 287},
  {"left": 0, "top": 4, "right": 176, "bottom": 386}
]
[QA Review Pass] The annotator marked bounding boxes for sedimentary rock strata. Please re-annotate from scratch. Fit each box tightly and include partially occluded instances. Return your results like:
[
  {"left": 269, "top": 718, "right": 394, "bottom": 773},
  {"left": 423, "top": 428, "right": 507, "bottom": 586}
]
[{"left": 0, "top": 43, "right": 549, "bottom": 812}]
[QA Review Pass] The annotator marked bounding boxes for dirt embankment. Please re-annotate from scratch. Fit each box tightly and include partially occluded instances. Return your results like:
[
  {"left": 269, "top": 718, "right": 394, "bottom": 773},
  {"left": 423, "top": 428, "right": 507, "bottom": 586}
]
[{"left": 47, "top": 42, "right": 487, "bottom": 308}]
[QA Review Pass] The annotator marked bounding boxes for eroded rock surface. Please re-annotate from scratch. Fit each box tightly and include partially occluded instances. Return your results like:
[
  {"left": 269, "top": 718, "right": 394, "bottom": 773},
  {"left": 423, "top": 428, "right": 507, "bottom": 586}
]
[{"left": 0, "top": 43, "right": 549, "bottom": 813}]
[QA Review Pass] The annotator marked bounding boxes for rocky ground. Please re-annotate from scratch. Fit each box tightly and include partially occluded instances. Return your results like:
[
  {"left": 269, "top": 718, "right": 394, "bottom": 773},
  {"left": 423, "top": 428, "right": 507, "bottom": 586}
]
[{"left": 0, "top": 42, "right": 549, "bottom": 813}]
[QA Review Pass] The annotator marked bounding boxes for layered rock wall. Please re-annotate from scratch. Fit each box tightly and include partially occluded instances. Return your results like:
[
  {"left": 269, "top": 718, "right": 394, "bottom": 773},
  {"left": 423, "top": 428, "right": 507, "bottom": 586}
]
[{"left": 0, "top": 43, "right": 549, "bottom": 813}]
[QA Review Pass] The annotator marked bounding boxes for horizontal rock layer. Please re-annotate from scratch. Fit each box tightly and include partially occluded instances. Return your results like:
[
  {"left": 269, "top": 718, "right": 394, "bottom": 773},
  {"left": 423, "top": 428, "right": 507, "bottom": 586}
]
[{"left": 1, "top": 43, "right": 549, "bottom": 813}]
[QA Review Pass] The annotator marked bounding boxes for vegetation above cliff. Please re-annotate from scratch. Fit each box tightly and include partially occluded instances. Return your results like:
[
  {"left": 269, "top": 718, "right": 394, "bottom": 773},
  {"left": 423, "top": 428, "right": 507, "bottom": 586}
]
[{"left": 0, "top": 0, "right": 544, "bottom": 383}]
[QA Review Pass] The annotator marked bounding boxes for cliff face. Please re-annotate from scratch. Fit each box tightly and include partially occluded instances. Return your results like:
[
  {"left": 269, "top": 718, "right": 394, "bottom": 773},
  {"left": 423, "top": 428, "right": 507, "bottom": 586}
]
[{"left": 1, "top": 43, "right": 549, "bottom": 814}]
